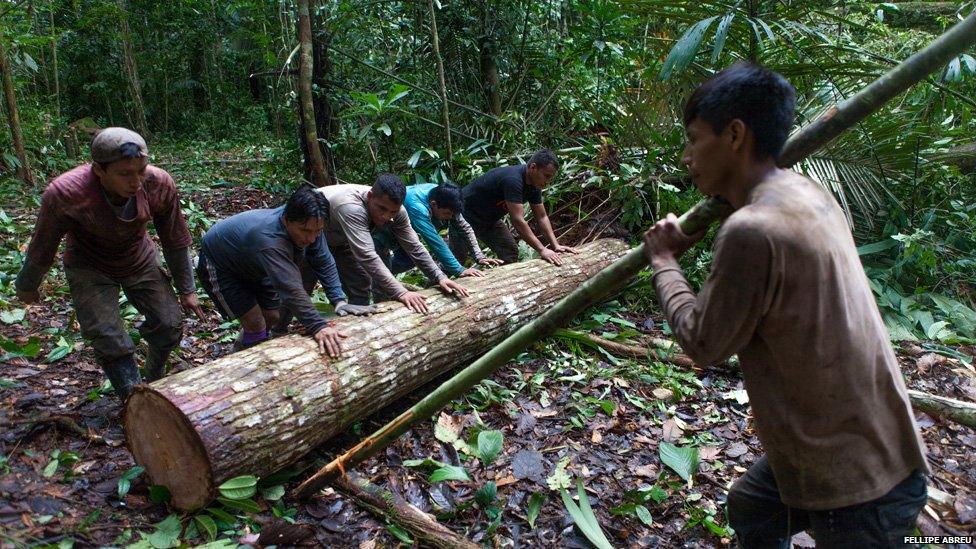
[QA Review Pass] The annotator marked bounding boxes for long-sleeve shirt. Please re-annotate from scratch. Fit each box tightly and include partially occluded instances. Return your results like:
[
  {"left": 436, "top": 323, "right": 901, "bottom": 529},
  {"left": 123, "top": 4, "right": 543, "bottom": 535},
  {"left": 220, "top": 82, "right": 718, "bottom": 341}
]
[
  {"left": 15, "top": 164, "right": 194, "bottom": 294},
  {"left": 653, "top": 171, "right": 928, "bottom": 511},
  {"left": 403, "top": 183, "right": 485, "bottom": 276},
  {"left": 317, "top": 184, "right": 446, "bottom": 298},
  {"left": 201, "top": 207, "right": 345, "bottom": 334}
]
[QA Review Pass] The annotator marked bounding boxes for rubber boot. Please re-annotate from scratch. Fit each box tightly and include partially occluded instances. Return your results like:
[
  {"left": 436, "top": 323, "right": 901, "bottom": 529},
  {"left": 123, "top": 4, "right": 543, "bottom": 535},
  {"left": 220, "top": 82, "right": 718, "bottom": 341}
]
[
  {"left": 143, "top": 346, "right": 170, "bottom": 382},
  {"left": 102, "top": 355, "right": 142, "bottom": 401}
]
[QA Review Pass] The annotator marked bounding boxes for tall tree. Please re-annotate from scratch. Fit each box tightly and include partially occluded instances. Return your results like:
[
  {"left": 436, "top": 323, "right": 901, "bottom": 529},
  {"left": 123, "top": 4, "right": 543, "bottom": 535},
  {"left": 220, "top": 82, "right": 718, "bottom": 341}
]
[
  {"left": 49, "top": 0, "right": 60, "bottom": 124},
  {"left": 0, "top": 29, "right": 35, "bottom": 186},
  {"left": 297, "top": 0, "right": 331, "bottom": 186},
  {"left": 427, "top": 0, "right": 453, "bottom": 173},
  {"left": 479, "top": 2, "right": 502, "bottom": 116},
  {"left": 116, "top": 0, "right": 149, "bottom": 137}
]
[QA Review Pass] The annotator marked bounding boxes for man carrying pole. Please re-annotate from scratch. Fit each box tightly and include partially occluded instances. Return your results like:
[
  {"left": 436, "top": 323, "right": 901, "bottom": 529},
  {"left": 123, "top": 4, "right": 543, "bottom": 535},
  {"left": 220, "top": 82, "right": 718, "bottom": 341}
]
[{"left": 643, "top": 62, "right": 928, "bottom": 545}]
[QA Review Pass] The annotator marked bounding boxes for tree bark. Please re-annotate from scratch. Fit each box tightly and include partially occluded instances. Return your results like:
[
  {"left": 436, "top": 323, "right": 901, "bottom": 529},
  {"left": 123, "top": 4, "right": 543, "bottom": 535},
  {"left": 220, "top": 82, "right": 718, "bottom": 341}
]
[
  {"left": 333, "top": 472, "right": 479, "bottom": 549},
  {"left": 0, "top": 30, "right": 35, "bottom": 186},
  {"left": 310, "top": 16, "right": 338, "bottom": 181},
  {"left": 296, "top": 0, "right": 331, "bottom": 187},
  {"left": 427, "top": 0, "right": 453, "bottom": 174},
  {"left": 478, "top": 3, "right": 502, "bottom": 117},
  {"left": 116, "top": 0, "right": 149, "bottom": 138},
  {"left": 945, "top": 142, "right": 975, "bottom": 174},
  {"left": 49, "top": 0, "right": 60, "bottom": 124},
  {"left": 554, "top": 329, "right": 696, "bottom": 368},
  {"left": 907, "top": 389, "right": 976, "bottom": 429},
  {"left": 124, "top": 240, "right": 629, "bottom": 510}
]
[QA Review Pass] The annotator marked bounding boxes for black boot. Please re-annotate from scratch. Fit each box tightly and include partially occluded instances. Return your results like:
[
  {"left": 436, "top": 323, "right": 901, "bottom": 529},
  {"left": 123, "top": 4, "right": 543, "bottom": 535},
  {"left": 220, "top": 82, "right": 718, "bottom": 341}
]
[
  {"left": 143, "top": 346, "right": 170, "bottom": 382},
  {"left": 102, "top": 355, "right": 142, "bottom": 401}
]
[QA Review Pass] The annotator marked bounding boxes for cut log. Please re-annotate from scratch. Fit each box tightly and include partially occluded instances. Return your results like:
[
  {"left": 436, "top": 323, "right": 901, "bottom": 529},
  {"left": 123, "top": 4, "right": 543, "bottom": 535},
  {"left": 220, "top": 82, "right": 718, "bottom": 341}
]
[
  {"left": 123, "top": 239, "right": 629, "bottom": 510},
  {"left": 907, "top": 389, "right": 976, "bottom": 429},
  {"left": 333, "top": 472, "right": 478, "bottom": 549}
]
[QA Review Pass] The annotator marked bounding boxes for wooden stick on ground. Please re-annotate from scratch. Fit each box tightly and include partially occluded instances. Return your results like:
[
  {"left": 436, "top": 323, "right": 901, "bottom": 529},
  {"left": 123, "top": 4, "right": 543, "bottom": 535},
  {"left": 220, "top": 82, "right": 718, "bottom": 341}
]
[
  {"left": 333, "top": 472, "right": 478, "bottom": 549},
  {"left": 554, "top": 329, "right": 696, "bottom": 369},
  {"left": 907, "top": 389, "right": 976, "bottom": 429}
]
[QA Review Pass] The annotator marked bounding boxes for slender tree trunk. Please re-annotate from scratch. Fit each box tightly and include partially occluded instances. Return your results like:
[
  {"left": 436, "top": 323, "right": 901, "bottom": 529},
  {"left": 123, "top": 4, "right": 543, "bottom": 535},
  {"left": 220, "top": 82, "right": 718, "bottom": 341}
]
[
  {"left": 478, "top": 2, "right": 502, "bottom": 116},
  {"left": 49, "top": 0, "right": 60, "bottom": 123},
  {"left": 297, "top": 0, "right": 330, "bottom": 187},
  {"left": 311, "top": 15, "right": 338, "bottom": 181},
  {"left": 123, "top": 240, "right": 629, "bottom": 510},
  {"left": 116, "top": 0, "right": 149, "bottom": 137},
  {"left": 0, "top": 31, "right": 35, "bottom": 186},
  {"left": 427, "top": 0, "right": 453, "bottom": 174}
]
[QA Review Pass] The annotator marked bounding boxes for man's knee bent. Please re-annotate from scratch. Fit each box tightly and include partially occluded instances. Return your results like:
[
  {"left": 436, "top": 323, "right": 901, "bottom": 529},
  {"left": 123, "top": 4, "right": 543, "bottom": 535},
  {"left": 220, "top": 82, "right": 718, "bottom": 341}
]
[{"left": 262, "top": 308, "right": 281, "bottom": 328}]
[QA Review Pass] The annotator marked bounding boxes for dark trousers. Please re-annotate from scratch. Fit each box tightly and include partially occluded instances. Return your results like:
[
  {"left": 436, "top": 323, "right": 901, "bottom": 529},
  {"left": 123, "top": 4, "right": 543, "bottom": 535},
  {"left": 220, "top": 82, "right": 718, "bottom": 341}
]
[
  {"left": 728, "top": 456, "right": 927, "bottom": 548},
  {"left": 448, "top": 219, "right": 519, "bottom": 264},
  {"left": 66, "top": 264, "right": 182, "bottom": 375},
  {"left": 329, "top": 245, "right": 373, "bottom": 306}
]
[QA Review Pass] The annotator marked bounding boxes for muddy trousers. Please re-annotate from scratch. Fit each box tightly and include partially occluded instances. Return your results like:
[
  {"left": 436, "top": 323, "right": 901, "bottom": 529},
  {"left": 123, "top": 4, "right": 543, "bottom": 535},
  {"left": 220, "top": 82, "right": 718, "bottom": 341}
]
[
  {"left": 66, "top": 264, "right": 182, "bottom": 400},
  {"left": 727, "top": 456, "right": 927, "bottom": 548}
]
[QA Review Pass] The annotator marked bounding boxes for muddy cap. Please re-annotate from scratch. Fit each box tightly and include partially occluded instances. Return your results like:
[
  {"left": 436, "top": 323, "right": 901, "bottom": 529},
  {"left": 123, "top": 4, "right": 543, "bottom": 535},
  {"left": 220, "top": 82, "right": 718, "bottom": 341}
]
[{"left": 90, "top": 127, "right": 149, "bottom": 164}]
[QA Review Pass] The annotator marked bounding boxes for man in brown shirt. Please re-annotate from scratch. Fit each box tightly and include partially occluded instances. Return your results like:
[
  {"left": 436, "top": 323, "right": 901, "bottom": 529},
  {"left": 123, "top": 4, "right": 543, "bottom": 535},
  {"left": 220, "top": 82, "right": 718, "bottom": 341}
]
[
  {"left": 15, "top": 128, "right": 203, "bottom": 401},
  {"left": 317, "top": 175, "right": 468, "bottom": 314},
  {"left": 643, "top": 63, "right": 928, "bottom": 546}
]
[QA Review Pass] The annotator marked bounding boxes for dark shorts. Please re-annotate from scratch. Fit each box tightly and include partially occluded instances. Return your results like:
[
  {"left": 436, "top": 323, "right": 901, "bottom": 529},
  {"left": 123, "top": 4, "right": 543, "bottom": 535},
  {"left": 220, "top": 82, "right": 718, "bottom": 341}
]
[{"left": 196, "top": 252, "right": 280, "bottom": 320}]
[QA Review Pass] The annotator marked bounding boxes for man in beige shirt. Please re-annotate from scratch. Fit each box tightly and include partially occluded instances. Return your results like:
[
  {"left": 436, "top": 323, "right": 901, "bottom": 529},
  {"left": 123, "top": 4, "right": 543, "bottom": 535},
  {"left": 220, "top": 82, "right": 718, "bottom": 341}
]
[
  {"left": 643, "top": 63, "right": 928, "bottom": 546},
  {"left": 317, "top": 175, "right": 468, "bottom": 314}
]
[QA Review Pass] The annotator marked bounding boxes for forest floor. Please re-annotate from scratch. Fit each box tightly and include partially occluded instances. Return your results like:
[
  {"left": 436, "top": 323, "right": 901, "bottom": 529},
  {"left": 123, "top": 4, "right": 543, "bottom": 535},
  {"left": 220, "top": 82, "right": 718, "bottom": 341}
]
[{"left": 1, "top": 153, "right": 975, "bottom": 548}]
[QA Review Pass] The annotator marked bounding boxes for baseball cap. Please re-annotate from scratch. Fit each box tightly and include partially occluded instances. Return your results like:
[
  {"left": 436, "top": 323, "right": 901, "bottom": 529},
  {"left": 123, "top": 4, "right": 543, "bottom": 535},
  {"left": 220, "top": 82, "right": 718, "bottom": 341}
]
[{"left": 90, "top": 127, "right": 149, "bottom": 164}]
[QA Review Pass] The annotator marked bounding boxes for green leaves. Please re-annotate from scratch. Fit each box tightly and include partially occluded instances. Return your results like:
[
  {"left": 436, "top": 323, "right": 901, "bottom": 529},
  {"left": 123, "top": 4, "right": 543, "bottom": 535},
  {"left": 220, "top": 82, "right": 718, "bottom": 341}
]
[
  {"left": 146, "top": 514, "right": 182, "bottom": 549},
  {"left": 526, "top": 492, "right": 545, "bottom": 529},
  {"left": 475, "top": 430, "right": 504, "bottom": 465},
  {"left": 193, "top": 515, "right": 217, "bottom": 542},
  {"left": 660, "top": 16, "right": 718, "bottom": 80},
  {"left": 659, "top": 443, "right": 700, "bottom": 487},
  {"left": 429, "top": 465, "right": 471, "bottom": 483},
  {"left": 118, "top": 465, "right": 145, "bottom": 499},
  {"left": 217, "top": 475, "right": 258, "bottom": 499},
  {"left": 46, "top": 336, "right": 75, "bottom": 363},
  {"left": 0, "top": 336, "right": 41, "bottom": 360},
  {"left": 0, "top": 308, "right": 25, "bottom": 324},
  {"left": 560, "top": 481, "right": 614, "bottom": 549}
]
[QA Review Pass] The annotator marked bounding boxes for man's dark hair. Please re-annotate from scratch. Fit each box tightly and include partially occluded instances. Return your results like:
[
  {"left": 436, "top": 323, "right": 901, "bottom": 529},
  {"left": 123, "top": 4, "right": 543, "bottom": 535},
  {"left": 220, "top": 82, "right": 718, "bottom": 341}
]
[
  {"left": 528, "top": 148, "right": 559, "bottom": 170},
  {"left": 284, "top": 184, "right": 330, "bottom": 223},
  {"left": 428, "top": 182, "right": 464, "bottom": 212},
  {"left": 683, "top": 62, "right": 796, "bottom": 161},
  {"left": 372, "top": 173, "right": 407, "bottom": 205}
]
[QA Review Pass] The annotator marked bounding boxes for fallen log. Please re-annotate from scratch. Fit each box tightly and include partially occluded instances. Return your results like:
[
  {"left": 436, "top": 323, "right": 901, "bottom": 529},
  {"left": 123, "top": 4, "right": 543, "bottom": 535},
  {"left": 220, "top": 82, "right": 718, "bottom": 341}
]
[
  {"left": 907, "top": 389, "right": 976, "bottom": 429},
  {"left": 123, "top": 239, "right": 629, "bottom": 510},
  {"left": 553, "top": 329, "right": 696, "bottom": 368},
  {"left": 333, "top": 472, "right": 478, "bottom": 549}
]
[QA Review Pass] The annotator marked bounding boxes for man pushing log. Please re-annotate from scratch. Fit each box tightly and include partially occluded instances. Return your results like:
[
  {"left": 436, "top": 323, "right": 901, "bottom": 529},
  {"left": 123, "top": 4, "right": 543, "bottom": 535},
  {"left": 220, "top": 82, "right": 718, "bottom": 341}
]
[{"left": 643, "top": 62, "right": 929, "bottom": 546}]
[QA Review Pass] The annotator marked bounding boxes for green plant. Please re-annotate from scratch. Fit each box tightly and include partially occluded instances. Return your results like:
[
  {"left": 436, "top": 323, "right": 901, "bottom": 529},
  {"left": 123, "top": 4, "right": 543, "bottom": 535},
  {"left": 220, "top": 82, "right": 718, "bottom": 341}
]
[{"left": 560, "top": 480, "right": 614, "bottom": 549}]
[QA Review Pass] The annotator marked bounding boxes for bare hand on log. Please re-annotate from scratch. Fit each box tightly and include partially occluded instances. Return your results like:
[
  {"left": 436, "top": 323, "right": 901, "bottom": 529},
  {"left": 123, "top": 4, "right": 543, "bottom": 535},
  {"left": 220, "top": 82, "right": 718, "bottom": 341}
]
[
  {"left": 438, "top": 278, "right": 469, "bottom": 297},
  {"left": 314, "top": 326, "right": 347, "bottom": 358},
  {"left": 459, "top": 267, "right": 483, "bottom": 278},
  {"left": 540, "top": 248, "right": 563, "bottom": 266},
  {"left": 478, "top": 257, "right": 504, "bottom": 266},
  {"left": 399, "top": 290, "right": 429, "bottom": 314},
  {"left": 16, "top": 289, "right": 40, "bottom": 304},
  {"left": 179, "top": 292, "right": 207, "bottom": 319},
  {"left": 643, "top": 213, "right": 707, "bottom": 268},
  {"left": 553, "top": 244, "right": 580, "bottom": 254}
]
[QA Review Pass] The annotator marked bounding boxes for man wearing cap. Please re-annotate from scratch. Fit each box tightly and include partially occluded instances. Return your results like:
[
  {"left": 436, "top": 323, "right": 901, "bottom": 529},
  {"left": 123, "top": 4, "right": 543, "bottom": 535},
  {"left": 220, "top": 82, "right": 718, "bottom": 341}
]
[{"left": 15, "top": 128, "right": 203, "bottom": 401}]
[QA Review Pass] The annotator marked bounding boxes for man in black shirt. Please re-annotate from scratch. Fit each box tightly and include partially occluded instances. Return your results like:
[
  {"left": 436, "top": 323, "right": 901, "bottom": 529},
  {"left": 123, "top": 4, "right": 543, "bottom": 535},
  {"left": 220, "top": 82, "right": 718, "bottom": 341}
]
[{"left": 450, "top": 149, "right": 578, "bottom": 265}]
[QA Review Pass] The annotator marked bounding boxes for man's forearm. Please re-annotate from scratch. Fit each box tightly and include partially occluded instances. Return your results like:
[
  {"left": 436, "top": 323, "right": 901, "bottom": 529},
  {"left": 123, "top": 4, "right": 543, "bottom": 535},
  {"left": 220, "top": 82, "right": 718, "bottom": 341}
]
[
  {"left": 537, "top": 215, "right": 560, "bottom": 247},
  {"left": 162, "top": 247, "right": 195, "bottom": 295},
  {"left": 14, "top": 260, "right": 50, "bottom": 293},
  {"left": 511, "top": 218, "right": 546, "bottom": 251}
]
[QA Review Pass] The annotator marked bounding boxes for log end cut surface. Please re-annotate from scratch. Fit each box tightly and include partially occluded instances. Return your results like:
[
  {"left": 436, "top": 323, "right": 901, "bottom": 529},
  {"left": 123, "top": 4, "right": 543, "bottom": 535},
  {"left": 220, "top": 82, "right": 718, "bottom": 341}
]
[{"left": 124, "top": 386, "right": 213, "bottom": 509}]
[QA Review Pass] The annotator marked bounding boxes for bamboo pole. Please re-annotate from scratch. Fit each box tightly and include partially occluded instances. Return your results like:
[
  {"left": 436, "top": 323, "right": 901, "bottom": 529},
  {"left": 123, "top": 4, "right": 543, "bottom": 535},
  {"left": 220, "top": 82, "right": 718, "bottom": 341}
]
[
  {"left": 427, "top": 0, "right": 453, "bottom": 174},
  {"left": 295, "top": 12, "right": 976, "bottom": 498}
]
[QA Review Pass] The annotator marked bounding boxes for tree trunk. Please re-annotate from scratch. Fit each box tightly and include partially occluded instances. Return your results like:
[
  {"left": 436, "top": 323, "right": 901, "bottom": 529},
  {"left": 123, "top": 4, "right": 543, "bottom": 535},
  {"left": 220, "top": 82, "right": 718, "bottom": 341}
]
[
  {"left": 123, "top": 240, "right": 629, "bottom": 510},
  {"left": 116, "top": 0, "right": 149, "bottom": 138},
  {"left": 0, "top": 30, "right": 35, "bottom": 186},
  {"left": 311, "top": 15, "right": 338, "bottom": 181},
  {"left": 49, "top": 0, "right": 60, "bottom": 124},
  {"left": 554, "top": 329, "right": 695, "bottom": 368},
  {"left": 945, "top": 142, "right": 975, "bottom": 174},
  {"left": 478, "top": 3, "right": 502, "bottom": 118},
  {"left": 296, "top": 0, "right": 331, "bottom": 187},
  {"left": 334, "top": 473, "right": 479, "bottom": 549},
  {"left": 427, "top": 0, "right": 453, "bottom": 173}
]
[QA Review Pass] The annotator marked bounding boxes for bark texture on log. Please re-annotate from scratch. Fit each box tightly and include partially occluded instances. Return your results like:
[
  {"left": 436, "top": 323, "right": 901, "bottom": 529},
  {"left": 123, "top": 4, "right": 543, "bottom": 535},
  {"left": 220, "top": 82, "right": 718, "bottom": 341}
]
[
  {"left": 907, "top": 389, "right": 976, "bottom": 429},
  {"left": 124, "top": 240, "right": 629, "bottom": 510}
]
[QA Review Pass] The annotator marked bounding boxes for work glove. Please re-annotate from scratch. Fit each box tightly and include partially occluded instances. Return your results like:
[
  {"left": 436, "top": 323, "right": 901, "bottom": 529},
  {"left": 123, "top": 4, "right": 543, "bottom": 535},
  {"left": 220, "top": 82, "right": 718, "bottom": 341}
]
[{"left": 335, "top": 302, "right": 379, "bottom": 316}]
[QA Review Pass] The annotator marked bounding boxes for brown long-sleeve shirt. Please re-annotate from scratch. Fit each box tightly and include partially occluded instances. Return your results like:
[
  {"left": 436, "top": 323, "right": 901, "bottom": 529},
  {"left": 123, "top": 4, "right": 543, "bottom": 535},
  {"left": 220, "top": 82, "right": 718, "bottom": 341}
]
[
  {"left": 15, "top": 164, "right": 193, "bottom": 293},
  {"left": 654, "top": 171, "right": 927, "bottom": 510},
  {"left": 317, "top": 185, "right": 446, "bottom": 299}
]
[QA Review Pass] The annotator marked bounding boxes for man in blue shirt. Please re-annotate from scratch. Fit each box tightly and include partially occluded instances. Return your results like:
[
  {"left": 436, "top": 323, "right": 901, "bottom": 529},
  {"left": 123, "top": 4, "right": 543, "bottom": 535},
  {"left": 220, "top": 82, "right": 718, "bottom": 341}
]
[
  {"left": 196, "top": 185, "right": 372, "bottom": 358},
  {"left": 374, "top": 182, "right": 502, "bottom": 279}
]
